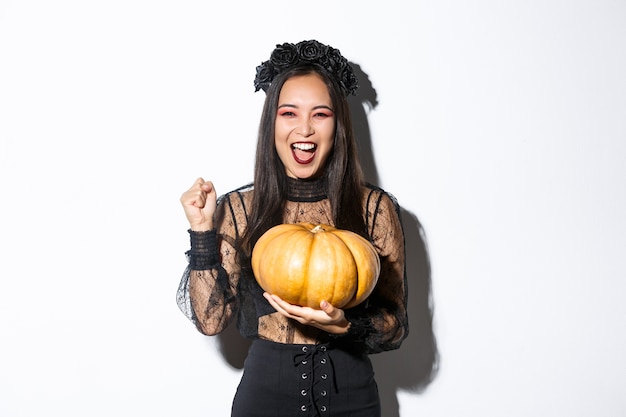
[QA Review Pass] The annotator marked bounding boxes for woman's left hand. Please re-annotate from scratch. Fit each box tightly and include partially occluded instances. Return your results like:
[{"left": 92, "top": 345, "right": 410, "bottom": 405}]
[{"left": 263, "top": 293, "right": 350, "bottom": 335}]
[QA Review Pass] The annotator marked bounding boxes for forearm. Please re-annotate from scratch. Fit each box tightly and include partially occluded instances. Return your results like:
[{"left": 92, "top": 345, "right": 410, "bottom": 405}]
[{"left": 178, "top": 229, "right": 238, "bottom": 335}]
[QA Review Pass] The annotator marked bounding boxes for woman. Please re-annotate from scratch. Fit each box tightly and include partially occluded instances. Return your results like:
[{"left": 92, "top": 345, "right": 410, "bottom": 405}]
[{"left": 177, "top": 39, "right": 408, "bottom": 417}]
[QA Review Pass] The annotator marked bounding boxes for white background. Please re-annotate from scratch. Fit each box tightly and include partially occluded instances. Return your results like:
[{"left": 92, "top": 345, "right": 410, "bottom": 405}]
[{"left": 1, "top": 1, "right": 625, "bottom": 416}]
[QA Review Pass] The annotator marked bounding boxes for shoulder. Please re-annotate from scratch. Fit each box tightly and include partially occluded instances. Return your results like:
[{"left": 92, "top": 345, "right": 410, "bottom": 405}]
[
  {"left": 361, "top": 184, "right": 405, "bottom": 249},
  {"left": 217, "top": 183, "right": 254, "bottom": 206},
  {"left": 213, "top": 183, "right": 255, "bottom": 234},
  {"left": 360, "top": 183, "right": 403, "bottom": 236},
  {"left": 361, "top": 183, "right": 401, "bottom": 212}
]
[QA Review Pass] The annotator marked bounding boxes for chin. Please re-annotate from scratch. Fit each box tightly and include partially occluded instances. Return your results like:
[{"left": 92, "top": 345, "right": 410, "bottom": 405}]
[{"left": 289, "top": 166, "right": 320, "bottom": 180}]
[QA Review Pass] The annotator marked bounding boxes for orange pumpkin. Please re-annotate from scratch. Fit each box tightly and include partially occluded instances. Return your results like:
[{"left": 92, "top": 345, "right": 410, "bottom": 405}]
[{"left": 251, "top": 222, "right": 380, "bottom": 309}]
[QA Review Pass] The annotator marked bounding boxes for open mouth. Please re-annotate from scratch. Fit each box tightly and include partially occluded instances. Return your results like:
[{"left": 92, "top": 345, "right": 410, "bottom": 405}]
[{"left": 291, "top": 142, "right": 317, "bottom": 164}]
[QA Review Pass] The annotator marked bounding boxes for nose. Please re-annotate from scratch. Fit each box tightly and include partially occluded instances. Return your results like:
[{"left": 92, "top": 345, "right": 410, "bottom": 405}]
[{"left": 297, "top": 120, "right": 314, "bottom": 137}]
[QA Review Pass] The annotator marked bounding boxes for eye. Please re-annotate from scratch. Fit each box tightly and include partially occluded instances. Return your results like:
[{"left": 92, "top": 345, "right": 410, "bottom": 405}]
[
  {"left": 278, "top": 110, "right": 297, "bottom": 117},
  {"left": 313, "top": 111, "right": 333, "bottom": 119}
]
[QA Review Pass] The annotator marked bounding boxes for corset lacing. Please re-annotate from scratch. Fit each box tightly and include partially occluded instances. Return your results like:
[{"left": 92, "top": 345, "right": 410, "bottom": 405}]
[{"left": 293, "top": 343, "right": 336, "bottom": 415}]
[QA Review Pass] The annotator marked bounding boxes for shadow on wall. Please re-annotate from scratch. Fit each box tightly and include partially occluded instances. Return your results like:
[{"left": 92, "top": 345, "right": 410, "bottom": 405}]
[
  {"left": 215, "top": 62, "right": 440, "bottom": 417},
  {"left": 349, "top": 63, "right": 440, "bottom": 416},
  {"left": 371, "top": 208, "right": 439, "bottom": 416}
]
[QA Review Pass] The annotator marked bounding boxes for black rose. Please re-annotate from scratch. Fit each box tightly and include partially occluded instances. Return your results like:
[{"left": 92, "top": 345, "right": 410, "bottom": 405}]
[
  {"left": 340, "top": 65, "right": 359, "bottom": 96},
  {"left": 297, "top": 40, "right": 328, "bottom": 63},
  {"left": 254, "top": 63, "right": 275, "bottom": 92},
  {"left": 270, "top": 42, "right": 299, "bottom": 71},
  {"left": 325, "top": 47, "right": 342, "bottom": 67}
]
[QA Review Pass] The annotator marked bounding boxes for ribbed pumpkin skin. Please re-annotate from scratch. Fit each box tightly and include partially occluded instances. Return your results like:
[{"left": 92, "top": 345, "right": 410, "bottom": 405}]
[{"left": 251, "top": 222, "right": 380, "bottom": 309}]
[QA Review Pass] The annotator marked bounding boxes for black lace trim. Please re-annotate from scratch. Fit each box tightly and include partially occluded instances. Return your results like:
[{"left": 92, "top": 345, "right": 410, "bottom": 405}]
[
  {"left": 286, "top": 176, "right": 327, "bottom": 202},
  {"left": 185, "top": 229, "right": 219, "bottom": 270}
]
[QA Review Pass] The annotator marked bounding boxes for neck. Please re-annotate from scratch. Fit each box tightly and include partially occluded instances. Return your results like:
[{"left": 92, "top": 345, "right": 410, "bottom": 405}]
[{"left": 286, "top": 176, "right": 327, "bottom": 202}]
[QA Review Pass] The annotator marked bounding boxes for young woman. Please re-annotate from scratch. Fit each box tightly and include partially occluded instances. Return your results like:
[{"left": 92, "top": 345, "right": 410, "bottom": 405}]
[{"left": 177, "top": 39, "right": 408, "bottom": 417}]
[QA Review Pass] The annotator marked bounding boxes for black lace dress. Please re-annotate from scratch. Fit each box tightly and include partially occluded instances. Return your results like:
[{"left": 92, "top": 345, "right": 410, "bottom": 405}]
[{"left": 177, "top": 177, "right": 408, "bottom": 417}]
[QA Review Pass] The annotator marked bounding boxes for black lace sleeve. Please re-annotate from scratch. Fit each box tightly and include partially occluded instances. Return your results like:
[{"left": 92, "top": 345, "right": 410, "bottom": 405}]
[
  {"left": 176, "top": 192, "right": 247, "bottom": 335},
  {"left": 330, "top": 188, "right": 409, "bottom": 354}
]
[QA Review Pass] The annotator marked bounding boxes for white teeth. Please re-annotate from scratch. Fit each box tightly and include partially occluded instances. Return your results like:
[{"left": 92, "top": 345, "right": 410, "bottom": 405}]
[{"left": 292, "top": 143, "right": 316, "bottom": 151}]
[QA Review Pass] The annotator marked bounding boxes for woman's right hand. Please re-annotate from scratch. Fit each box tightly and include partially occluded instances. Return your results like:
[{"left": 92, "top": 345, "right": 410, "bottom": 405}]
[{"left": 180, "top": 177, "right": 217, "bottom": 231}]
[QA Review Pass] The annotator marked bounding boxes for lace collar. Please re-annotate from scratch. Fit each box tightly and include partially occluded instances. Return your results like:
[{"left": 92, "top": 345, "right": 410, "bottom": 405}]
[{"left": 286, "top": 176, "right": 327, "bottom": 202}]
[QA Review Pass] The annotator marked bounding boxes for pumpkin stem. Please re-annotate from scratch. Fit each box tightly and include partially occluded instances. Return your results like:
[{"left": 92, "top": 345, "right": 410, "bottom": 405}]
[{"left": 311, "top": 225, "right": 325, "bottom": 233}]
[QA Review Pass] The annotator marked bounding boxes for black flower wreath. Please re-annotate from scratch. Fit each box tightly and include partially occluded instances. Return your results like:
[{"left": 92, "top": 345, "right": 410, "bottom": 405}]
[{"left": 254, "top": 40, "right": 359, "bottom": 96}]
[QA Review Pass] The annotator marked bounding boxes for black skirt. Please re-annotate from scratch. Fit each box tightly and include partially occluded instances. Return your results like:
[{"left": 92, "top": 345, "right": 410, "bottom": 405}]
[{"left": 231, "top": 338, "right": 381, "bottom": 417}]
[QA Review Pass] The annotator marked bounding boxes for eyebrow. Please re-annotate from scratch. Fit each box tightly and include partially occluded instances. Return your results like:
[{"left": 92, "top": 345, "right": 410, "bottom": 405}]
[{"left": 277, "top": 103, "right": 334, "bottom": 111}]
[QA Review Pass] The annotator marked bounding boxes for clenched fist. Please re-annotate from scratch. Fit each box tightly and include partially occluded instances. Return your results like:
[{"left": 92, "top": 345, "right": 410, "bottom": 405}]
[{"left": 180, "top": 177, "right": 217, "bottom": 231}]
